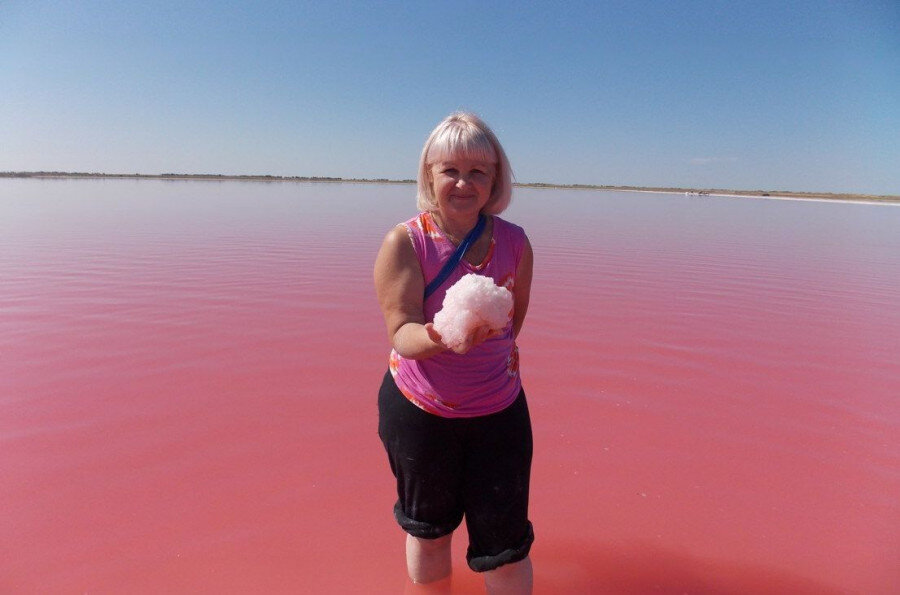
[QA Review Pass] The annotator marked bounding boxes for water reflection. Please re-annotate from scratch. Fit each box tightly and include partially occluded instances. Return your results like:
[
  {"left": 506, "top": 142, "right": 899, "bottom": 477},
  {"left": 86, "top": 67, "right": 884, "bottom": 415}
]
[{"left": 1, "top": 179, "right": 897, "bottom": 593}]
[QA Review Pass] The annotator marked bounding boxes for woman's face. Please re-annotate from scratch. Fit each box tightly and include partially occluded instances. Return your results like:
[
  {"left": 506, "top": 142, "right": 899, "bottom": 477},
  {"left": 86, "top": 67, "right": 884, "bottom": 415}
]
[{"left": 429, "top": 157, "right": 496, "bottom": 219}]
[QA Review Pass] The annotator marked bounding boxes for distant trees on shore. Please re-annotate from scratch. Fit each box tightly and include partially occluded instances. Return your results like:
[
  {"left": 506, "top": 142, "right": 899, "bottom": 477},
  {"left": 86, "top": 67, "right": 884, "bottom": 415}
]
[{"left": 0, "top": 171, "right": 415, "bottom": 184}]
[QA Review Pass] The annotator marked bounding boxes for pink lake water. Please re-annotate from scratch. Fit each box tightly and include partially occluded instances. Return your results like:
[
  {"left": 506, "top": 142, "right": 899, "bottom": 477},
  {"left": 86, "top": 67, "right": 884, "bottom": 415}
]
[{"left": 1, "top": 179, "right": 898, "bottom": 593}]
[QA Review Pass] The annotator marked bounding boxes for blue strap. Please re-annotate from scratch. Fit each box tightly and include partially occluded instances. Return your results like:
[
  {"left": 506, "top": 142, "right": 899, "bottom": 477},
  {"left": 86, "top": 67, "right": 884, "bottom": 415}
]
[{"left": 424, "top": 214, "right": 486, "bottom": 299}]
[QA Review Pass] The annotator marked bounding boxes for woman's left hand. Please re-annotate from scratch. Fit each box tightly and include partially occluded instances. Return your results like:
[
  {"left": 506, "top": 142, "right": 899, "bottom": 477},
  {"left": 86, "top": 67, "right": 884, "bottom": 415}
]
[{"left": 443, "top": 324, "right": 499, "bottom": 355}]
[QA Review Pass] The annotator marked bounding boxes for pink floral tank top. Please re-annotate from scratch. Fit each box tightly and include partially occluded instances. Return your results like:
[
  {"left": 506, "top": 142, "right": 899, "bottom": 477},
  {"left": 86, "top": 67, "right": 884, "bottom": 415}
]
[{"left": 389, "top": 212, "right": 526, "bottom": 418}]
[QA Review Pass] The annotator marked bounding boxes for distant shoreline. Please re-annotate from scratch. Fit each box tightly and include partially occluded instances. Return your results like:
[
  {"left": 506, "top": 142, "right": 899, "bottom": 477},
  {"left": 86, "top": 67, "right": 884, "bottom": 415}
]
[{"left": 2, "top": 171, "right": 897, "bottom": 204}]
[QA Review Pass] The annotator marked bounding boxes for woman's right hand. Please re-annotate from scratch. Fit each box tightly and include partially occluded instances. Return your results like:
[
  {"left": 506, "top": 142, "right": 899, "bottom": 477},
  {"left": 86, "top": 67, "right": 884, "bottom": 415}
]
[{"left": 427, "top": 322, "right": 498, "bottom": 355}]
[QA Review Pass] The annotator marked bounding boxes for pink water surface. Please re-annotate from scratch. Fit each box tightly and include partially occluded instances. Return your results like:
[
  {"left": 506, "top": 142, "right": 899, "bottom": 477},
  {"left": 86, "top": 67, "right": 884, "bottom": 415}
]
[{"left": 1, "top": 179, "right": 898, "bottom": 593}]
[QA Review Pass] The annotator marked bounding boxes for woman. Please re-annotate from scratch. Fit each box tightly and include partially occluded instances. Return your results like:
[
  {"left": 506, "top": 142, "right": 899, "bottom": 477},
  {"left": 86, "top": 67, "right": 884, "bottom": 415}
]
[{"left": 374, "top": 112, "right": 535, "bottom": 594}]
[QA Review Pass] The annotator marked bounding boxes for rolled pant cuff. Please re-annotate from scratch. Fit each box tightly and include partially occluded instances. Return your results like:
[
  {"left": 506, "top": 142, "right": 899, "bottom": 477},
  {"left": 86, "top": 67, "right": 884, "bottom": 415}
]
[{"left": 466, "top": 521, "right": 534, "bottom": 572}]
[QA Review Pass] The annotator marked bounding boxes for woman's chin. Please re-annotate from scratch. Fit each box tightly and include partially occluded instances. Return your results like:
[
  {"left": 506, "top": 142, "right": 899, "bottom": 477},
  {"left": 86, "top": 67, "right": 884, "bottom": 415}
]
[{"left": 442, "top": 198, "right": 482, "bottom": 216}]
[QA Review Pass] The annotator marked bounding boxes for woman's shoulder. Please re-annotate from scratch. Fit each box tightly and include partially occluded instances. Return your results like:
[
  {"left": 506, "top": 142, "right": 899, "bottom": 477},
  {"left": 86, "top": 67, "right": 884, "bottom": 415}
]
[
  {"left": 379, "top": 224, "right": 413, "bottom": 257},
  {"left": 491, "top": 215, "right": 527, "bottom": 242},
  {"left": 384, "top": 214, "right": 424, "bottom": 243},
  {"left": 382, "top": 213, "right": 436, "bottom": 258}
]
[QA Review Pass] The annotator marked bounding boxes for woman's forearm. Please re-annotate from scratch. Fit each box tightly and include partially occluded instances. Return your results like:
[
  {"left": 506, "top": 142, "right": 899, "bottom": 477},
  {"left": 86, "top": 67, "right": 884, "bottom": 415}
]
[{"left": 392, "top": 322, "right": 446, "bottom": 360}]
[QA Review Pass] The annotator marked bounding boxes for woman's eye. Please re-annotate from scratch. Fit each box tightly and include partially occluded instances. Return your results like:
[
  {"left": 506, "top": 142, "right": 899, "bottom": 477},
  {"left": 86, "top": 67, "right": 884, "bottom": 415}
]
[{"left": 443, "top": 168, "right": 458, "bottom": 175}]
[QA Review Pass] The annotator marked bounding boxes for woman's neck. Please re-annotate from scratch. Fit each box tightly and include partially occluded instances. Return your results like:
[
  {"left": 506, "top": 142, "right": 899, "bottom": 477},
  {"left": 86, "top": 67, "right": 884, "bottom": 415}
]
[{"left": 431, "top": 210, "right": 481, "bottom": 244}]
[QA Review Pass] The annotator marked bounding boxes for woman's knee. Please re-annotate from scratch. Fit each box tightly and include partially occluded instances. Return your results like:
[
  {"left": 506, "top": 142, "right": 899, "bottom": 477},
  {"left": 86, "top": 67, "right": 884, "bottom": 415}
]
[
  {"left": 406, "top": 534, "right": 453, "bottom": 584},
  {"left": 408, "top": 533, "right": 452, "bottom": 553}
]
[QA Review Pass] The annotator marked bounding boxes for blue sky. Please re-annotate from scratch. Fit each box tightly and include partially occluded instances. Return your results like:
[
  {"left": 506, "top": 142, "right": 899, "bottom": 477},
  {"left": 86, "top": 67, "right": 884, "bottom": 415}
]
[{"left": 2, "top": 1, "right": 898, "bottom": 194}]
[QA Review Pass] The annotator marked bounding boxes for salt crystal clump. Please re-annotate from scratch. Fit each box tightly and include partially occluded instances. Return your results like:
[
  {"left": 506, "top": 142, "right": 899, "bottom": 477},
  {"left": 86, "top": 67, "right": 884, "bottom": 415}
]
[{"left": 433, "top": 274, "right": 513, "bottom": 350}]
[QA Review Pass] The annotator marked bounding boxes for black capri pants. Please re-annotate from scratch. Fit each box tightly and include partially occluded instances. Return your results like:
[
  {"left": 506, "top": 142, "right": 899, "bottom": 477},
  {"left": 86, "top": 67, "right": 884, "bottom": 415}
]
[{"left": 377, "top": 371, "right": 534, "bottom": 572}]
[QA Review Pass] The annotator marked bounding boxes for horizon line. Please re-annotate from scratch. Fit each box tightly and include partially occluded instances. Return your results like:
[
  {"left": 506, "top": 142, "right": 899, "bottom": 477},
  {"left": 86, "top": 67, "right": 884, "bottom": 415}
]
[{"left": 2, "top": 171, "right": 897, "bottom": 202}]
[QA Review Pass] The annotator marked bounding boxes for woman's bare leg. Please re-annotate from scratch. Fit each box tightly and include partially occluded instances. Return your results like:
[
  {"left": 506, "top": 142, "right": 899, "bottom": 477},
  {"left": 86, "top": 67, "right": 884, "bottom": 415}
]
[
  {"left": 483, "top": 556, "right": 533, "bottom": 595},
  {"left": 406, "top": 533, "right": 453, "bottom": 584}
]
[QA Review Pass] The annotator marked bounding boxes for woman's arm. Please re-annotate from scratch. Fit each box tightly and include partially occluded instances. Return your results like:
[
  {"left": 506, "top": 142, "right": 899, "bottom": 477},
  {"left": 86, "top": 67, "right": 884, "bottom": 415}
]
[
  {"left": 374, "top": 225, "right": 446, "bottom": 359},
  {"left": 511, "top": 235, "right": 534, "bottom": 339}
]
